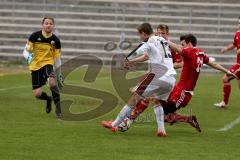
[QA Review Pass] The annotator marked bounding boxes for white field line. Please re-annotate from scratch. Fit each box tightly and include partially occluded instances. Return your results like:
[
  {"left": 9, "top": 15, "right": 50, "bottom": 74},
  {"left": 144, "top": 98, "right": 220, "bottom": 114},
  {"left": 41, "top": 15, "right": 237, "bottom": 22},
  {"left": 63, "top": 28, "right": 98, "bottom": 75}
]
[
  {"left": 0, "top": 85, "right": 30, "bottom": 92},
  {"left": 216, "top": 116, "right": 240, "bottom": 132},
  {"left": 0, "top": 76, "right": 111, "bottom": 92}
]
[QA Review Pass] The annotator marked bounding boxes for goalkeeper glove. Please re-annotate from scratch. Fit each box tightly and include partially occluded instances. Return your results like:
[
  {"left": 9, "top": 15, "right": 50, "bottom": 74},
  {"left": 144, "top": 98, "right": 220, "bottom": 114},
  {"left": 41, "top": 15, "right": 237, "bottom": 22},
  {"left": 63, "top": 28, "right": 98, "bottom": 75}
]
[
  {"left": 23, "top": 44, "right": 33, "bottom": 65},
  {"left": 27, "top": 53, "right": 33, "bottom": 64},
  {"left": 57, "top": 73, "right": 64, "bottom": 90}
]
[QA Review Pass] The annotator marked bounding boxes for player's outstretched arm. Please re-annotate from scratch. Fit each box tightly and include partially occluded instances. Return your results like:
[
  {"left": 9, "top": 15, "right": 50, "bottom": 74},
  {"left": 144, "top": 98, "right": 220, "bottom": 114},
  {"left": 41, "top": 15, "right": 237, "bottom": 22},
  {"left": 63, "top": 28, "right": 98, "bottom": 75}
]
[
  {"left": 130, "top": 53, "right": 149, "bottom": 63},
  {"left": 168, "top": 40, "right": 182, "bottom": 55},
  {"left": 207, "top": 61, "right": 237, "bottom": 78},
  {"left": 221, "top": 43, "right": 235, "bottom": 53},
  {"left": 123, "top": 53, "right": 149, "bottom": 69}
]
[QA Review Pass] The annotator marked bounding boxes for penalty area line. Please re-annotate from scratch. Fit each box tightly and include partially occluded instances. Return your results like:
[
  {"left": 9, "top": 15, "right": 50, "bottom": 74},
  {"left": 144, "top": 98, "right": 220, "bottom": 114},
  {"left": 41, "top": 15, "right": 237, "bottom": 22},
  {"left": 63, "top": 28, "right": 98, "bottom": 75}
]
[{"left": 216, "top": 116, "right": 240, "bottom": 132}]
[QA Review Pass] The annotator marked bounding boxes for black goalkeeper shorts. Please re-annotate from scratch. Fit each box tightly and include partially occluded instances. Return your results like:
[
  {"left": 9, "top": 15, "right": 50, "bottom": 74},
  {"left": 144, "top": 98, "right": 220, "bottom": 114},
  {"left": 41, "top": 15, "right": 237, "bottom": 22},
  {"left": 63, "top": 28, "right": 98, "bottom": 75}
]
[{"left": 31, "top": 64, "right": 55, "bottom": 90}]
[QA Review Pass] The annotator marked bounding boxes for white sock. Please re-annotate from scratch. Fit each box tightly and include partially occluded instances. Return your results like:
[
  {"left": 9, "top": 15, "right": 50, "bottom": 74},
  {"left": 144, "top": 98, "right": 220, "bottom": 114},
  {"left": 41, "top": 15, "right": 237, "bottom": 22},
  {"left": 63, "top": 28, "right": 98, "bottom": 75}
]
[
  {"left": 112, "top": 104, "right": 133, "bottom": 127},
  {"left": 153, "top": 105, "right": 165, "bottom": 132},
  {"left": 128, "top": 119, "right": 134, "bottom": 125}
]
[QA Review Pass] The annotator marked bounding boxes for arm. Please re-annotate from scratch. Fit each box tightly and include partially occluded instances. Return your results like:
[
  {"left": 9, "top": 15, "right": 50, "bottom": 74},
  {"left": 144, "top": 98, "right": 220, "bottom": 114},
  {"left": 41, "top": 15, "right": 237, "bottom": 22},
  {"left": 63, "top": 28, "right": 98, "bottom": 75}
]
[
  {"left": 171, "top": 50, "right": 183, "bottom": 69},
  {"left": 207, "top": 60, "right": 237, "bottom": 78},
  {"left": 123, "top": 53, "right": 149, "bottom": 69},
  {"left": 54, "top": 57, "right": 62, "bottom": 74},
  {"left": 53, "top": 38, "right": 64, "bottom": 89},
  {"left": 129, "top": 53, "right": 149, "bottom": 63},
  {"left": 221, "top": 43, "right": 235, "bottom": 53},
  {"left": 168, "top": 40, "right": 183, "bottom": 55},
  {"left": 131, "top": 42, "right": 149, "bottom": 62},
  {"left": 54, "top": 56, "right": 64, "bottom": 90},
  {"left": 173, "top": 61, "right": 183, "bottom": 69}
]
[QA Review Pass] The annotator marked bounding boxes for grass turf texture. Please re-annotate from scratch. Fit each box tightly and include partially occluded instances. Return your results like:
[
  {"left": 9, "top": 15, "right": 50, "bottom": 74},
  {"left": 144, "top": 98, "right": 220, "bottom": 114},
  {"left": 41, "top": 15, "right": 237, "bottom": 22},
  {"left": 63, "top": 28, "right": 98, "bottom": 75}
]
[{"left": 0, "top": 67, "right": 240, "bottom": 160}]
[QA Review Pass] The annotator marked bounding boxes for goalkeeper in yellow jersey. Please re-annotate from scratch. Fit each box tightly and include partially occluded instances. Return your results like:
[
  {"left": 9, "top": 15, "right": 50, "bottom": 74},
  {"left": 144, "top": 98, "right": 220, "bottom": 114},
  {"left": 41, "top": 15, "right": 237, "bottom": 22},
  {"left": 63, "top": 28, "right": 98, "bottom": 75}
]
[{"left": 23, "top": 17, "right": 63, "bottom": 118}]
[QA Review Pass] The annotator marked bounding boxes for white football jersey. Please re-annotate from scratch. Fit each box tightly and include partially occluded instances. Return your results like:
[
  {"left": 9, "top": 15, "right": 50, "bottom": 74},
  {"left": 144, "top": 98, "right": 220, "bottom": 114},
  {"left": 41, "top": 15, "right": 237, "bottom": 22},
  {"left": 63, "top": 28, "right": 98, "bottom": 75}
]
[{"left": 136, "top": 35, "right": 176, "bottom": 77}]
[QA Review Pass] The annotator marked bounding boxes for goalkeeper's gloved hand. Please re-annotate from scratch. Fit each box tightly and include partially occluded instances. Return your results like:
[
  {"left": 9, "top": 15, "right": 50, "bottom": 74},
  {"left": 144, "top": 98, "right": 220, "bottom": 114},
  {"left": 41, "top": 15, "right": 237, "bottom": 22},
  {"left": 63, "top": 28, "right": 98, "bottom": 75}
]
[
  {"left": 57, "top": 73, "right": 64, "bottom": 90},
  {"left": 27, "top": 53, "right": 33, "bottom": 64},
  {"left": 23, "top": 44, "right": 33, "bottom": 65}
]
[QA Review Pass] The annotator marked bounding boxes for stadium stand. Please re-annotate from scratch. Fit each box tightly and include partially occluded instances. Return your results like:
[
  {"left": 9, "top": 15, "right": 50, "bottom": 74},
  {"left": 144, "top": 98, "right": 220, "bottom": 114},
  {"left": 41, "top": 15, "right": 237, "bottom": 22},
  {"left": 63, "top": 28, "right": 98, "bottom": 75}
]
[{"left": 0, "top": 0, "right": 239, "bottom": 69}]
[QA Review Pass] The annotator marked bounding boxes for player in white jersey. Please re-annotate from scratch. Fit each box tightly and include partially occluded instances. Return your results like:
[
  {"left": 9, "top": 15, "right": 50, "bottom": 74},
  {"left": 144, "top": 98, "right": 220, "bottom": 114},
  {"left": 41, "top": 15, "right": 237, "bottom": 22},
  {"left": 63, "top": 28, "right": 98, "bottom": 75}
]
[
  {"left": 101, "top": 23, "right": 176, "bottom": 137},
  {"left": 134, "top": 35, "right": 176, "bottom": 99}
]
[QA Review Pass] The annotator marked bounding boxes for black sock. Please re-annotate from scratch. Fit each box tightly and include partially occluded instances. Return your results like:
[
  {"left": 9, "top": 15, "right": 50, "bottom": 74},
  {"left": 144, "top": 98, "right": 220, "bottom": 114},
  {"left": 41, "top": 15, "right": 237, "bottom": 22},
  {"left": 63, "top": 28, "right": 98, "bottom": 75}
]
[
  {"left": 37, "top": 92, "right": 51, "bottom": 101},
  {"left": 51, "top": 86, "right": 60, "bottom": 105}
]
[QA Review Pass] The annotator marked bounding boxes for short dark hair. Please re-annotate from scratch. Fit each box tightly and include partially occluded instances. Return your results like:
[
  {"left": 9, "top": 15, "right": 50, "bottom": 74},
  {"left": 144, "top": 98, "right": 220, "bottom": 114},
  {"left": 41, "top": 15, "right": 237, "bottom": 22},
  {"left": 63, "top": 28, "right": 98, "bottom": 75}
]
[
  {"left": 42, "top": 16, "right": 55, "bottom": 24},
  {"left": 184, "top": 34, "right": 197, "bottom": 47},
  {"left": 137, "top": 23, "right": 153, "bottom": 35},
  {"left": 157, "top": 24, "right": 169, "bottom": 34},
  {"left": 179, "top": 35, "right": 186, "bottom": 42}
]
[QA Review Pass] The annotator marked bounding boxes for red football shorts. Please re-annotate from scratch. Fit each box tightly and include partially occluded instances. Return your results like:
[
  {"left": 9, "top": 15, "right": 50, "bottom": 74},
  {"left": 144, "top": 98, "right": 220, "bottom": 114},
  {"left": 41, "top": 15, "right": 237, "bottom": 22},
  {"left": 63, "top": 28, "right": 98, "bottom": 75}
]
[
  {"left": 167, "top": 86, "right": 192, "bottom": 109},
  {"left": 229, "top": 64, "right": 240, "bottom": 79}
]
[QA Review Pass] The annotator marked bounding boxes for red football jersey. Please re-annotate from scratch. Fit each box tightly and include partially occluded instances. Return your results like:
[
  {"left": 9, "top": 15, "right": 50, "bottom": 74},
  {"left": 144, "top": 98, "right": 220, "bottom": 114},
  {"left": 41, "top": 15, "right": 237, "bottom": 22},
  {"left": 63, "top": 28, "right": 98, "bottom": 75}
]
[
  {"left": 176, "top": 47, "right": 209, "bottom": 91},
  {"left": 171, "top": 50, "right": 182, "bottom": 63},
  {"left": 233, "top": 31, "right": 240, "bottom": 63}
]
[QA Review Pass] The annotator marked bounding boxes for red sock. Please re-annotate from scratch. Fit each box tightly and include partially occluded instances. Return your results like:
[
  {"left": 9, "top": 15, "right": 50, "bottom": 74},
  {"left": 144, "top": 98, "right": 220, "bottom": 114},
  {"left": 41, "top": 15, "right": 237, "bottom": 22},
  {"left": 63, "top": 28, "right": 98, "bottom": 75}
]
[
  {"left": 165, "top": 113, "right": 190, "bottom": 124},
  {"left": 164, "top": 113, "right": 188, "bottom": 123},
  {"left": 223, "top": 83, "right": 231, "bottom": 105},
  {"left": 130, "top": 100, "right": 149, "bottom": 120},
  {"left": 164, "top": 113, "right": 175, "bottom": 123},
  {"left": 174, "top": 113, "right": 189, "bottom": 123}
]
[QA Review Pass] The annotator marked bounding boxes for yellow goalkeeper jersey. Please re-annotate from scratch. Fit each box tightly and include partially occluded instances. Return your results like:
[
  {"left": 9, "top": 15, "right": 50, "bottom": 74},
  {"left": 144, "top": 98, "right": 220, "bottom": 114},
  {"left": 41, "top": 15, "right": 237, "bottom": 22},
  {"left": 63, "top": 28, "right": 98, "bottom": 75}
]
[{"left": 27, "top": 30, "right": 61, "bottom": 71}]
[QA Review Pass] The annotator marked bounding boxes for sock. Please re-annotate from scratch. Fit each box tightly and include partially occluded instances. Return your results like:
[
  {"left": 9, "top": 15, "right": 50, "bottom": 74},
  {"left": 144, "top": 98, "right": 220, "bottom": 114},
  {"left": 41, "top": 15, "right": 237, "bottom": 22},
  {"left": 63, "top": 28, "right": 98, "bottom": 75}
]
[
  {"left": 223, "top": 83, "right": 231, "bottom": 105},
  {"left": 174, "top": 113, "right": 189, "bottom": 123},
  {"left": 130, "top": 99, "right": 149, "bottom": 121},
  {"left": 112, "top": 104, "right": 134, "bottom": 127},
  {"left": 51, "top": 86, "right": 60, "bottom": 106},
  {"left": 164, "top": 113, "right": 176, "bottom": 123},
  {"left": 153, "top": 105, "right": 165, "bottom": 132},
  {"left": 37, "top": 92, "right": 51, "bottom": 101}
]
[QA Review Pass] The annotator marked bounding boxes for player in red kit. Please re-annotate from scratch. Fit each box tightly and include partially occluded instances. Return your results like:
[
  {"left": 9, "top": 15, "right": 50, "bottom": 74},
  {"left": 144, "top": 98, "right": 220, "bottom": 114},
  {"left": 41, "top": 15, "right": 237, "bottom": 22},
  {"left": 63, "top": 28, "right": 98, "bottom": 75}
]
[
  {"left": 214, "top": 17, "right": 240, "bottom": 108},
  {"left": 165, "top": 34, "right": 236, "bottom": 117}
]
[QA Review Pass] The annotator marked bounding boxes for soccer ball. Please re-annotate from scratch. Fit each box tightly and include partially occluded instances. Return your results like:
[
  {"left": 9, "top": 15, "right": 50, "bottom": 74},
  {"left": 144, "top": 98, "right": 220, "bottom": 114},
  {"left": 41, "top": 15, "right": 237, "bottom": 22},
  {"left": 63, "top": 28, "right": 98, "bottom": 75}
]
[
  {"left": 118, "top": 118, "right": 131, "bottom": 132},
  {"left": 209, "top": 57, "right": 216, "bottom": 62}
]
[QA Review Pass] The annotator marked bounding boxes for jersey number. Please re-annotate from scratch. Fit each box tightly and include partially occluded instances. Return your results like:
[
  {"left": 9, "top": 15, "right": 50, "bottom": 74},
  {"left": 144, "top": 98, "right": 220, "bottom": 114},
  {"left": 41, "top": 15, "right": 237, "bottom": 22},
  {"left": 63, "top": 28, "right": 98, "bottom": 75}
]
[
  {"left": 159, "top": 40, "right": 172, "bottom": 58},
  {"left": 196, "top": 57, "right": 204, "bottom": 72}
]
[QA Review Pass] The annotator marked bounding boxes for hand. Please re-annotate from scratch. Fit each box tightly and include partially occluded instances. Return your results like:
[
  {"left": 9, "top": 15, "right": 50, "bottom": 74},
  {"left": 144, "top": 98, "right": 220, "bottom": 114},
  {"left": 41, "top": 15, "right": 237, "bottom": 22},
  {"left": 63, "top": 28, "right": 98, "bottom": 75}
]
[
  {"left": 221, "top": 47, "right": 227, "bottom": 54},
  {"left": 226, "top": 71, "right": 238, "bottom": 79},
  {"left": 27, "top": 53, "right": 33, "bottom": 64},
  {"left": 123, "top": 59, "right": 130, "bottom": 69},
  {"left": 23, "top": 46, "right": 33, "bottom": 64},
  {"left": 57, "top": 74, "right": 64, "bottom": 90}
]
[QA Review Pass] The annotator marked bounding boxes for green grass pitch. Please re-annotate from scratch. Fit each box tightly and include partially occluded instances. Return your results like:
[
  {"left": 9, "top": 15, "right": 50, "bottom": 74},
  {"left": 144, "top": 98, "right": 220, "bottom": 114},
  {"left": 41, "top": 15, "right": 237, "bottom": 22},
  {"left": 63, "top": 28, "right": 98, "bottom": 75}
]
[{"left": 0, "top": 67, "right": 240, "bottom": 160}]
